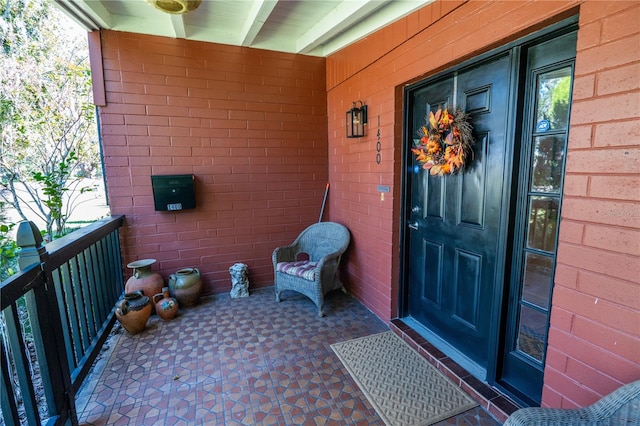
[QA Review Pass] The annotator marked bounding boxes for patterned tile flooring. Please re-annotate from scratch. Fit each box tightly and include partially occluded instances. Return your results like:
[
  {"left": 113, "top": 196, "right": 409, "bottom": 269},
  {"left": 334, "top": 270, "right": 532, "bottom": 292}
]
[{"left": 77, "top": 288, "right": 501, "bottom": 425}]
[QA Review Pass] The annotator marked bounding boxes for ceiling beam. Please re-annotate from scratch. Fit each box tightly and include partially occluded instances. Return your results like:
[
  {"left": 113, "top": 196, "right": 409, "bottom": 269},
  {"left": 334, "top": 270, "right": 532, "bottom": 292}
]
[
  {"left": 295, "top": 0, "right": 385, "bottom": 54},
  {"left": 170, "top": 14, "right": 187, "bottom": 38},
  {"left": 311, "top": 0, "right": 434, "bottom": 56},
  {"left": 240, "top": 0, "right": 278, "bottom": 46}
]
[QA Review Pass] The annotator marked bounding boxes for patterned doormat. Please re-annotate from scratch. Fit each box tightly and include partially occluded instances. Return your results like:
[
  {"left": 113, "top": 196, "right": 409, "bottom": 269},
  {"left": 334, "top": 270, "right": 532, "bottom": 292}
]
[{"left": 331, "top": 331, "right": 478, "bottom": 425}]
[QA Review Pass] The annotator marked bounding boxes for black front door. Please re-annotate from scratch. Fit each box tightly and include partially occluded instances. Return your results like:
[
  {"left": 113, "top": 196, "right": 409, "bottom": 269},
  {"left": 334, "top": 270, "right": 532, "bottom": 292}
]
[{"left": 406, "top": 53, "right": 513, "bottom": 369}]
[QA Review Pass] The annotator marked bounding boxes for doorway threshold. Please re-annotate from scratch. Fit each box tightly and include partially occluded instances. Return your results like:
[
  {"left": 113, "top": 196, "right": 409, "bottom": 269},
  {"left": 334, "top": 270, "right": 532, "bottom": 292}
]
[
  {"left": 391, "top": 317, "right": 521, "bottom": 423},
  {"left": 402, "top": 316, "right": 487, "bottom": 380}
]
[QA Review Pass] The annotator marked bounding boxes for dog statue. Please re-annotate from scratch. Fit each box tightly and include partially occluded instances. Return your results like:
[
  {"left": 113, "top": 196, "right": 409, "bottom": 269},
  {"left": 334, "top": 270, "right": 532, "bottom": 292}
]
[{"left": 229, "top": 263, "right": 249, "bottom": 298}]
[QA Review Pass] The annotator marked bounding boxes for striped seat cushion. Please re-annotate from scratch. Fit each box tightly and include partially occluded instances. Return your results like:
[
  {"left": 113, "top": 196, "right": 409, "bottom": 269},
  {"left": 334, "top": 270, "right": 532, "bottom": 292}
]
[{"left": 276, "top": 260, "right": 318, "bottom": 281}]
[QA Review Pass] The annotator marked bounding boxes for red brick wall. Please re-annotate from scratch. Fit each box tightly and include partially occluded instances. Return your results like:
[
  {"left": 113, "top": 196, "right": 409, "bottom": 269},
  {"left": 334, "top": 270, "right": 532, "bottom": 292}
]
[
  {"left": 98, "top": 31, "right": 327, "bottom": 294},
  {"left": 543, "top": 1, "right": 640, "bottom": 409},
  {"left": 325, "top": 0, "right": 639, "bottom": 409}
]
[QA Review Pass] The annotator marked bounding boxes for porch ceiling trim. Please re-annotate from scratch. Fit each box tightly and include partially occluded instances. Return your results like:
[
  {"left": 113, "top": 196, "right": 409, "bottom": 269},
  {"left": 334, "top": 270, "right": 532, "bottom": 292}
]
[{"left": 53, "top": 0, "right": 434, "bottom": 57}]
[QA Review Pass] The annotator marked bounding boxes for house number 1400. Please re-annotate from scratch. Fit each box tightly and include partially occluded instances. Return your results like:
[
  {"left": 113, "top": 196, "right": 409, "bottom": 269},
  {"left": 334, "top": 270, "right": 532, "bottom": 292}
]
[{"left": 376, "top": 115, "right": 381, "bottom": 164}]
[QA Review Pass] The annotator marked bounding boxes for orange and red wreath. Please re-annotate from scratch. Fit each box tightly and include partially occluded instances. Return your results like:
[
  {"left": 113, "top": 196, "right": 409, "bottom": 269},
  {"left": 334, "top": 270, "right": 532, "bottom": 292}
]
[{"left": 411, "top": 108, "right": 474, "bottom": 176}]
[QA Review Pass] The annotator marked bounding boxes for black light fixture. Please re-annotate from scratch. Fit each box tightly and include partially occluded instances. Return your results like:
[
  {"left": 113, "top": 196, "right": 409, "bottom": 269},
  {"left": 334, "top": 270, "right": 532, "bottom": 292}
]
[{"left": 346, "top": 101, "right": 368, "bottom": 138}]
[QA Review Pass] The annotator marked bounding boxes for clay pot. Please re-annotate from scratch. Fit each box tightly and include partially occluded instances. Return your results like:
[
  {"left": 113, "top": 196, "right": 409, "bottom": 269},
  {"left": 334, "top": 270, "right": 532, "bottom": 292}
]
[
  {"left": 115, "top": 290, "right": 152, "bottom": 335},
  {"left": 168, "top": 267, "right": 202, "bottom": 307},
  {"left": 153, "top": 287, "right": 179, "bottom": 321},
  {"left": 125, "top": 259, "right": 164, "bottom": 314}
]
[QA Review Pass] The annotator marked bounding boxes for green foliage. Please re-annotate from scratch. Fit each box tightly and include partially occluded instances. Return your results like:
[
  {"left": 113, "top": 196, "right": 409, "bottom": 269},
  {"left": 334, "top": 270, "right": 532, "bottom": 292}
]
[
  {"left": 1, "top": 0, "right": 51, "bottom": 56},
  {"left": 550, "top": 76, "right": 571, "bottom": 128},
  {"left": 31, "top": 151, "right": 94, "bottom": 237},
  {"left": 1, "top": 0, "right": 102, "bottom": 238},
  {"left": 0, "top": 213, "right": 19, "bottom": 280}
]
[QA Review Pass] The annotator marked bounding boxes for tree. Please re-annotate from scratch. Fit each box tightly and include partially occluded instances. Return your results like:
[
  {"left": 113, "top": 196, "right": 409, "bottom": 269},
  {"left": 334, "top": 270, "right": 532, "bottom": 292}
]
[
  {"left": 0, "top": 0, "right": 101, "bottom": 239},
  {"left": 0, "top": 203, "right": 19, "bottom": 280}
]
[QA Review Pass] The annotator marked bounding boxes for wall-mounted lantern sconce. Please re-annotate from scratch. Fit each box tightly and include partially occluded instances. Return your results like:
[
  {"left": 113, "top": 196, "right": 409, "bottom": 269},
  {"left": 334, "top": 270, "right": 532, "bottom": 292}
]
[{"left": 346, "top": 101, "right": 368, "bottom": 138}]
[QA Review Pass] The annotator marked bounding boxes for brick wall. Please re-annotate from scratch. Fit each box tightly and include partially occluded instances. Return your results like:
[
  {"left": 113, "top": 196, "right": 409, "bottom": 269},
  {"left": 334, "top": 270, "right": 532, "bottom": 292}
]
[
  {"left": 98, "top": 31, "right": 327, "bottom": 294},
  {"left": 542, "top": 1, "right": 640, "bottom": 409},
  {"left": 325, "top": 0, "right": 639, "bottom": 409}
]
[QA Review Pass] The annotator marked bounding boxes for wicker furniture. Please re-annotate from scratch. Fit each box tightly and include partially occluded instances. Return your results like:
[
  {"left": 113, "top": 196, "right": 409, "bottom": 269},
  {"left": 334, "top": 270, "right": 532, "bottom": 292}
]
[
  {"left": 504, "top": 380, "right": 640, "bottom": 425},
  {"left": 273, "top": 222, "right": 350, "bottom": 317}
]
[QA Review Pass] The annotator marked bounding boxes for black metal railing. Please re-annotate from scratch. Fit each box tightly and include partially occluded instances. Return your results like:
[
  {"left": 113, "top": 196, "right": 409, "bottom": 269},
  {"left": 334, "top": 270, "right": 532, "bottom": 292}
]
[{"left": 1, "top": 216, "right": 125, "bottom": 426}]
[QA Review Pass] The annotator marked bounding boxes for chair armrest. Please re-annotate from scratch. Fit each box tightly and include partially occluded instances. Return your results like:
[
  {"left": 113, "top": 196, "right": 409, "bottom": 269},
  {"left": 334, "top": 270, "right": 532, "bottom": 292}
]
[
  {"left": 504, "top": 407, "right": 591, "bottom": 425},
  {"left": 317, "top": 251, "right": 342, "bottom": 270},
  {"left": 273, "top": 244, "right": 298, "bottom": 264},
  {"left": 316, "top": 251, "right": 344, "bottom": 284},
  {"left": 504, "top": 380, "right": 640, "bottom": 426}
]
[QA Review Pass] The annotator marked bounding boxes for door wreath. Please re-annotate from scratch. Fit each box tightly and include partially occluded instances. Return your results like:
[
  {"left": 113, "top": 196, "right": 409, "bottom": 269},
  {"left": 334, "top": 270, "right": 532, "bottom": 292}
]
[{"left": 411, "top": 108, "right": 475, "bottom": 176}]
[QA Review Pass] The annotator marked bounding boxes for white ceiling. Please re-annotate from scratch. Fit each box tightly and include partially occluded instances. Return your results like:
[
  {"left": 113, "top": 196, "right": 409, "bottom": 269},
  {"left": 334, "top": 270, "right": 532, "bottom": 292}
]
[{"left": 55, "top": 0, "right": 433, "bottom": 57}]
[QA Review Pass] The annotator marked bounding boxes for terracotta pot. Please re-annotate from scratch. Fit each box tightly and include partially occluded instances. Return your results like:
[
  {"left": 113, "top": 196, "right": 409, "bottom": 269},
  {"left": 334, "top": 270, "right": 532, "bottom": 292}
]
[
  {"left": 168, "top": 267, "right": 202, "bottom": 307},
  {"left": 125, "top": 259, "right": 164, "bottom": 314},
  {"left": 115, "top": 290, "right": 152, "bottom": 335},
  {"left": 153, "top": 287, "right": 179, "bottom": 321}
]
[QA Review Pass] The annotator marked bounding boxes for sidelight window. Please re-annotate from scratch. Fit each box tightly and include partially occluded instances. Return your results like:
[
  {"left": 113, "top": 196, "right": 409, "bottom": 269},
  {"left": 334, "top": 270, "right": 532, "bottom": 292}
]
[{"left": 514, "top": 66, "right": 573, "bottom": 363}]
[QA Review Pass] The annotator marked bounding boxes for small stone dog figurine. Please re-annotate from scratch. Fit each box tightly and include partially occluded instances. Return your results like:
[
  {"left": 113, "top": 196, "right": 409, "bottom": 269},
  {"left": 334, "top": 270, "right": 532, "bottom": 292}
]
[{"left": 229, "top": 263, "right": 249, "bottom": 298}]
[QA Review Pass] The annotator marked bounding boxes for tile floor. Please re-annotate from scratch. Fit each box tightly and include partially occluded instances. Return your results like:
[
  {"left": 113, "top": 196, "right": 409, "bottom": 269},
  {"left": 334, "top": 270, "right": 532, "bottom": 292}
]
[{"left": 76, "top": 288, "right": 501, "bottom": 425}]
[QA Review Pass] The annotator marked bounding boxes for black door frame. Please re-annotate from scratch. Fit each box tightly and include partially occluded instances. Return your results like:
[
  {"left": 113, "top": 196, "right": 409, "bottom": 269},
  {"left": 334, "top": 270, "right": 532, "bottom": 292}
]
[{"left": 398, "top": 15, "right": 579, "bottom": 404}]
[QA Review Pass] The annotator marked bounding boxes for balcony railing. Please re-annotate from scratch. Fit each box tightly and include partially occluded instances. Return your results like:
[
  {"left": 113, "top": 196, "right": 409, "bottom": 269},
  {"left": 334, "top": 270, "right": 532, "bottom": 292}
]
[{"left": 1, "top": 216, "right": 125, "bottom": 426}]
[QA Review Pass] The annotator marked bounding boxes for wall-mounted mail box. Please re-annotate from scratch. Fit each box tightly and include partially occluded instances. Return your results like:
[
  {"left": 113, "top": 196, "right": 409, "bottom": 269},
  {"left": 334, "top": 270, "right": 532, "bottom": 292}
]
[{"left": 151, "top": 174, "right": 196, "bottom": 211}]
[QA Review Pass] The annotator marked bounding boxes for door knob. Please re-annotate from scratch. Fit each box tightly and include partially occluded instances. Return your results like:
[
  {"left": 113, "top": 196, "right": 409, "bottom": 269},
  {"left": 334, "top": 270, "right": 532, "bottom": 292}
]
[
  {"left": 408, "top": 221, "right": 419, "bottom": 230},
  {"left": 411, "top": 206, "right": 421, "bottom": 213}
]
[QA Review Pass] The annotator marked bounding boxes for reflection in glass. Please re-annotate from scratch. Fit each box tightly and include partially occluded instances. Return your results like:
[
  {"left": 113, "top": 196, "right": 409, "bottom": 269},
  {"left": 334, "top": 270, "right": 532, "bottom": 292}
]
[
  {"left": 535, "top": 67, "right": 572, "bottom": 131},
  {"left": 516, "top": 306, "right": 547, "bottom": 362},
  {"left": 522, "top": 253, "right": 553, "bottom": 309},
  {"left": 531, "top": 136, "right": 565, "bottom": 193},
  {"left": 527, "top": 196, "right": 559, "bottom": 252}
]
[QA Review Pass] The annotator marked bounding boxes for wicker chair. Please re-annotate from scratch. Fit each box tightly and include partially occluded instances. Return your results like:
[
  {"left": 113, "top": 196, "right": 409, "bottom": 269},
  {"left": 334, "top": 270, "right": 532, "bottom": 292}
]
[
  {"left": 273, "top": 222, "right": 350, "bottom": 317},
  {"left": 504, "top": 380, "right": 640, "bottom": 425}
]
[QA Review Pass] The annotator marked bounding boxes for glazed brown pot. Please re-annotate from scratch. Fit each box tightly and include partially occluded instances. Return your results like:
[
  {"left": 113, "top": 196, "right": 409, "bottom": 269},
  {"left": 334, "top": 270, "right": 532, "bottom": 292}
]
[
  {"left": 125, "top": 259, "right": 164, "bottom": 314},
  {"left": 153, "top": 287, "right": 179, "bottom": 321},
  {"left": 115, "top": 290, "right": 152, "bottom": 335},
  {"left": 168, "top": 267, "right": 202, "bottom": 307}
]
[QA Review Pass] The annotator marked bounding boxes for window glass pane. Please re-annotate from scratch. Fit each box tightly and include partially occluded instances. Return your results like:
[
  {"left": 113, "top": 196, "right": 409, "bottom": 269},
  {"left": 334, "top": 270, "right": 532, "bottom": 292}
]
[
  {"left": 531, "top": 135, "right": 565, "bottom": 193},
  {"left": 527, "top": 196, "right": 559, "bottom": 252},
  {"left": 535, "top": 67, "right": 572, "bottom": 132},
  {"left": 516, "top": 305, "right": 547, "bottom": 362},
  {"left": 522, "top": 253, "right": 553, "bottom": 309}
]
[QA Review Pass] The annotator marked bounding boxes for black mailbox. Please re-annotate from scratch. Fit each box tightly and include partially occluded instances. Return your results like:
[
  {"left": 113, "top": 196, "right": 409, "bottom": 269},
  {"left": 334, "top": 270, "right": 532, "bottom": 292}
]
[{"left": 151, "top": 174, "right": 196, "bottom": 211}]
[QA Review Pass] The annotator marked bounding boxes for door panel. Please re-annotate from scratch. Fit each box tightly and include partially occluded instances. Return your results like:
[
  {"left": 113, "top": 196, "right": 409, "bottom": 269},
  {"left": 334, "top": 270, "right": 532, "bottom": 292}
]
[
  {"left": 423, "top": 240, "right": 443, "bottom": 305},
  {"left": 407, "top": 53, "right": 512, "bottom": 368},
  {"left": 459, "top": 132, "right": 488, "bottom": 226},
  {"left": 453, "top": 249, "right": 481, "bottom": 328}
]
